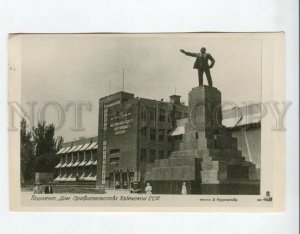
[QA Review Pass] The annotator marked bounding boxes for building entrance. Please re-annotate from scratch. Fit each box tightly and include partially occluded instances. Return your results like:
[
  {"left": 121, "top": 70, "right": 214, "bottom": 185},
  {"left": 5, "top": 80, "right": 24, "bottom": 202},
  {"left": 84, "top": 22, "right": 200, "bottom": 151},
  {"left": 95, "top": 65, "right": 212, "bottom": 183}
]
[{"left": 109, "top": 170, "right": 134, "bottom": 189}]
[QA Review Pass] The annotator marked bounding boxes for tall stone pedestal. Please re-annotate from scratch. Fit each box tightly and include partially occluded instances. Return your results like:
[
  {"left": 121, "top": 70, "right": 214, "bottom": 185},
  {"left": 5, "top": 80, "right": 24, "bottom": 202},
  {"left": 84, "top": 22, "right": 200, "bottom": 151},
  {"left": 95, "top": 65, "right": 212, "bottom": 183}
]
[{"left": 145, "top": 86, "right": 260, "bottom": 194}]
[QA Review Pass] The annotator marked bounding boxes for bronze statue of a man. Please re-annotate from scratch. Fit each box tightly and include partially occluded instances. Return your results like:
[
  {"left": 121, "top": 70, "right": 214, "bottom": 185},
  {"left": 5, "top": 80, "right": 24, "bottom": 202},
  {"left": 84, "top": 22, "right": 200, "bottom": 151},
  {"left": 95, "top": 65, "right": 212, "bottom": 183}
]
[{"left": 180, "top": 47, "right": 215, "bottom": 87}]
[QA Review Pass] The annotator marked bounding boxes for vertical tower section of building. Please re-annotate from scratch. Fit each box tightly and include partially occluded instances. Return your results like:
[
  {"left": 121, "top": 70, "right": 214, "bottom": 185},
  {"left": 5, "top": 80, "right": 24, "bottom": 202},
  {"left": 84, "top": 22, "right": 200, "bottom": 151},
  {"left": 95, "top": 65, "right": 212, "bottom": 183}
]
[{"left": 96, "top": 92, "right": 138, "bottom": 189}]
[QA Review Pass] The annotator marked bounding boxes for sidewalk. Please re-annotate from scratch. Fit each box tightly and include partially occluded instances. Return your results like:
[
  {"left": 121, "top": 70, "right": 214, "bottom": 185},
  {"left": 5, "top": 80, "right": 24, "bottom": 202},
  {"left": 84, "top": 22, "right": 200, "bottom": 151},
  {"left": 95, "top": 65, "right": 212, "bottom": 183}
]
[{"left": 22, "top": 186, "right": 133, "bottom": 195}]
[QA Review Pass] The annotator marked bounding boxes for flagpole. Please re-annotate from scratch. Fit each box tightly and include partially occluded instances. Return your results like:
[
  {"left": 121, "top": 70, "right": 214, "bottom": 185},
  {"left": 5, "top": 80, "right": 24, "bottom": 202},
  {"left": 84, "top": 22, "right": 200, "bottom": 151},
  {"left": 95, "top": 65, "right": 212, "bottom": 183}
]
[{"left": 122, "top": 69, "right": 125, "bottom": 91}]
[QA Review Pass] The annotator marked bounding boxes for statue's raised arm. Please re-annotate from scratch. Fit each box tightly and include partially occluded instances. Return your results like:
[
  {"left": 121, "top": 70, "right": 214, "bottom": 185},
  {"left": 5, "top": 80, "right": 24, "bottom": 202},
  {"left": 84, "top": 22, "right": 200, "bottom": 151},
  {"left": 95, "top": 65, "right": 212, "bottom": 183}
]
[
  {"left": 180, "top": 49, "right": 197, "bottom": 57},
  {"left": 180, "top": 47, "right": 215, "bottom": 87}
]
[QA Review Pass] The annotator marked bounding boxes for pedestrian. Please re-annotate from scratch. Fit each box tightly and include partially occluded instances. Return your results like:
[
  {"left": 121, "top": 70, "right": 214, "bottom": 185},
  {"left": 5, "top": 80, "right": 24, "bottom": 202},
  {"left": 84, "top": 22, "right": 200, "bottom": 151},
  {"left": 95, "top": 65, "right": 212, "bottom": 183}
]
[
  {"left": 181, "top": 182, "right": 187, "bottom": 195},
  {"left": 44, "top": 181, "right": 54, "bottom": 194},
  {"left": 33, "top": 182, "right": 43, "bottom": 194},
  {"left": 115, "top": 180, "right": 120, "bottom": 189},
  {"left": 145, "top": 183, "right": 152, "bottom": 194}
]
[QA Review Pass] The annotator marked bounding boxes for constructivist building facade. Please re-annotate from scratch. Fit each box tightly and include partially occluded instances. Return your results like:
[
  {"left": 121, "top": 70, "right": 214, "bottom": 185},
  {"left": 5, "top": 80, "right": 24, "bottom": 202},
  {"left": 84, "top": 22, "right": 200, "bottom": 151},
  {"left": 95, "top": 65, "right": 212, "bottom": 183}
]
[
  {"left": 54, "top": 136, "right": 98, "bottom": 183},
  {"left": 96, "top": 92, "right": 188, "bottom": 189}
]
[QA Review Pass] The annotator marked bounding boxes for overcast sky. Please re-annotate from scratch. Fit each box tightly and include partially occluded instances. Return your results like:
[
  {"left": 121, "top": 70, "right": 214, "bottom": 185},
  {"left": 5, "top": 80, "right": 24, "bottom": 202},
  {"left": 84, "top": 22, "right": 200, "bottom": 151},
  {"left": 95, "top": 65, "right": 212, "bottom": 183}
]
[{"left": 20, "top": 34, "right": 262, "bottom": 141}]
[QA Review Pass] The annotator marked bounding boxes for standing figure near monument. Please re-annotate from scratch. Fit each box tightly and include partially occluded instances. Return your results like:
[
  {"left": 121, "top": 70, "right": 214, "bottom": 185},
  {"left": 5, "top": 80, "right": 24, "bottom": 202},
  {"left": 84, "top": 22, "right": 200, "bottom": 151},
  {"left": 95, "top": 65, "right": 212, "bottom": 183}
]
[
  {"left": 33, "top": 182, "right": 43, "bottom": 194},
  {"left": 180, "top": 47, "right": 215, "bottom": 87},
  {"left": 145, "top": 183, "right": 152, "bottom": 194},
  {"left": 181, "top": 182, "right": 187, "bottom": 195},
  {"left": 44, "top": 181, "right": 53, "bottom": 194}
]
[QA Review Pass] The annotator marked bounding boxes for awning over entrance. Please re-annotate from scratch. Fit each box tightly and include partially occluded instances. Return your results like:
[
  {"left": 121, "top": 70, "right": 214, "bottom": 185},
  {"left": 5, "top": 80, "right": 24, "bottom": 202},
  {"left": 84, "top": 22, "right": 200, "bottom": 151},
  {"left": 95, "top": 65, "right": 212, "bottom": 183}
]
[
  {"left": 169, "top": 125, "right": 185, "bottom": 136},
  {"left": 78, "top": 159, "right": 87, "bottom": 167},
  {"left": 60, "top": 146, "right": 71, "bottom": 154},
  {"left": 56, "top": 148, "right": 66, "bottom": 154},
  {"left": 79, "top": 143, "right": 90, "bottom": 151},
  {"left": 72, "top": 159, "right": 81, "bottom": 167},
  {"left": 54, "top": 173, "right": 68, "bottom": 181},
  {"left": 68, "top": 145, "right": 78, "bottom": 153},
  {"left": 65, "top": 174, "right": 76, "bottom": 181},
  {"left": 83, "top": 172, "right": 96, "bottom": 181},
  {"left": 54, "top": 174, "right": 63, "bottom": 181},
  {"left": 86, "top": 142, "right": 98, "bottom": 150},
  {"left": 72, "top": 144, "right": 83, "bottom": 152},
  {"left": 66, "top": 159, "right": 75, "bottom": 167},
  {"left": 222, "top": 116, "right": 261, "bottom": 128},
  {"left": 55, "top": 161, "right": 63, "bottom": 168},
  {"left": 60, "top": 161, "right": 68, "bottom": 168},
  {"left": 85, "top": 158, "right": 94, "bottom": 166}
]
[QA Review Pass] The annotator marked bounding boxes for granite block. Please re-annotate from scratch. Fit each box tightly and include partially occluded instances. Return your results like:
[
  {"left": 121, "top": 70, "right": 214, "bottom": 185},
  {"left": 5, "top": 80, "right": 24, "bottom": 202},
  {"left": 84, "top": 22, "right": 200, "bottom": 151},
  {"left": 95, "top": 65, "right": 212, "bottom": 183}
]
[{"left": 182, "top": 166, "right": 195, "bottom": 180}]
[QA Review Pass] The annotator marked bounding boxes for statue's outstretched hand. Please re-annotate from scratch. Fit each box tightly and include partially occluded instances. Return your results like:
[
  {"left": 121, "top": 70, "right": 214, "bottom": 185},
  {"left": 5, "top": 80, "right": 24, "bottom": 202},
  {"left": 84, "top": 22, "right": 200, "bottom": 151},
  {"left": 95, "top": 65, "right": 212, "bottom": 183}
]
[{"left": 180, "top": 49, "right": 185, "bottom": 53}]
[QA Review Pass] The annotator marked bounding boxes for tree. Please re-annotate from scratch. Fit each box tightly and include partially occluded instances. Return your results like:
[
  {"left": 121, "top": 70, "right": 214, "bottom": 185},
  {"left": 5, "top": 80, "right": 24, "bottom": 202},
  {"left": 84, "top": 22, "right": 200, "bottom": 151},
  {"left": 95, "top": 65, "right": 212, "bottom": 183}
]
[
  {"left": 32, "top": 121, "right": 63, "bottom": 173},
  {"left": 54, "top": 136, "right": 64, "bottom": 152},
  {"left": 32, "top": 121, "right": 56, "bottom": 156},
  {"left": 20, "top": 118, "right": 35, "bottom": 183}
]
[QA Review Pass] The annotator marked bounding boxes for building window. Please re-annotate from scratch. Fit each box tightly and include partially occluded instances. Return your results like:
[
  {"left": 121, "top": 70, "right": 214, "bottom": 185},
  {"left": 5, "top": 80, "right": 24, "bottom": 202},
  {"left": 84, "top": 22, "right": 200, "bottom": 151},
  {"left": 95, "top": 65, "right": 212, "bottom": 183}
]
[
  {"left": 195, "top": 132, "right": 198, "bottom": 139},
  {"left": 150, "top": 128, "right": 156, "bottom": 141},
  {"left": 167, "top": 112, "right": 173, "bottom": 125},
  {"left": 159, "top": 150, "right": 165, "bottom": 159},
  {"left": 167, "top": 129, "right": 173, "bottom": 142},
  {"left": 183, "top": 112, "right": 188, "bottom": 118},
  {"left": 159, "top": 109, "right": 166, "bottom": 122},
  {"left": 150, "top": 108, "right": 156, "bottom": 121},
  {"left": 66, "top": 154, "right": 71, "bottom": 163},
  {"left": 175, "top": 111, "right": 182, "bottom": 120},
  {"left": 110, "top": 157, "right": 120, "bottom": 164},
  {"left": 167, "top": 151, "right": 172, "bottom": 157},
  {"left": 110, "top": 148, "right": 120, "bottom": 154},
  {"left": 79, "top": 152, "right": 84, "bottom": 161},
  {"left": 141, "top": 127, "right": 147, "bottom": 137},
  {"left": 150, "top": 149, "right": 156, "bottom": 162},
  {"left": 140, "top": 148, "right": 147, "bottom": 162},
  {"left": 159, "top": 129, "right": 165, "bottom": 142},
  {"left": 140, "top": 109, "right": 147, "bottom": 122}
]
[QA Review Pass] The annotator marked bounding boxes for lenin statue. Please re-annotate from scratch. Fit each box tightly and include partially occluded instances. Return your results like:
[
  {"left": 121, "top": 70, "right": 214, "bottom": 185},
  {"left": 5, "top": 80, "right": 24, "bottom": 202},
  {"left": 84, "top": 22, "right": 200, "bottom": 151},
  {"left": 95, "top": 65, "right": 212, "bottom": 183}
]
[{"left": 180, "top": 47, "right": 215, "bottom": 87}]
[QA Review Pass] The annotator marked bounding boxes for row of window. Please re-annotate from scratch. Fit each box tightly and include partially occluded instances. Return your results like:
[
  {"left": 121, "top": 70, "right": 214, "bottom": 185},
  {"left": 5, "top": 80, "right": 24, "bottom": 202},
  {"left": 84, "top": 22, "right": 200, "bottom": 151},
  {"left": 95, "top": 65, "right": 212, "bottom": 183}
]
[
  {"left": 140, "top": 127, "right": 173, "bottom": 142},
  {"left": 140, "top": 108, "right": 188, "bottom": 123},
  {"left": 110, "top": 148, "right": 120, "bottom": 154},
  {"left": 59, "top": 149, "right": 97, "bottom": 157},
  {"left": 140, "top": 148, "right": 172, "bottom": 162}
]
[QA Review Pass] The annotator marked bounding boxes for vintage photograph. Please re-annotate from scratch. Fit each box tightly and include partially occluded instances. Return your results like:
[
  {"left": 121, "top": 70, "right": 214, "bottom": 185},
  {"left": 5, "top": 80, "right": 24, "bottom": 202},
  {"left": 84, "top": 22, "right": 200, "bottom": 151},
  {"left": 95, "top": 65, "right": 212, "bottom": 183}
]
[{"left": 8, "top": 33, "right": 284, "bottom": 211}]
